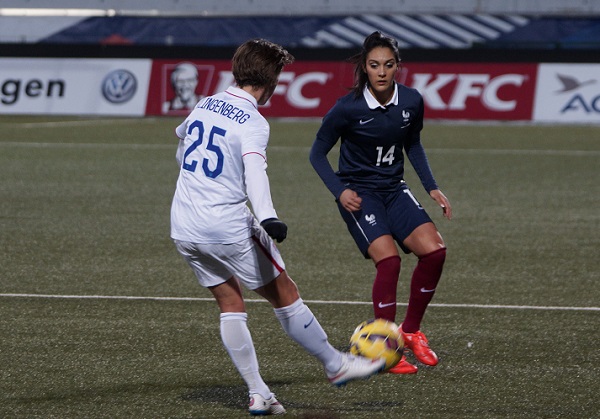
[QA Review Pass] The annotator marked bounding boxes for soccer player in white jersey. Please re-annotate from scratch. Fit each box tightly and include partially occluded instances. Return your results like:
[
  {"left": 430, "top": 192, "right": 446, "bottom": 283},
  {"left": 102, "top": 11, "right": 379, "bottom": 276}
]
[{"left": 170, "top": 39, "right": 385, "bottom": 416}]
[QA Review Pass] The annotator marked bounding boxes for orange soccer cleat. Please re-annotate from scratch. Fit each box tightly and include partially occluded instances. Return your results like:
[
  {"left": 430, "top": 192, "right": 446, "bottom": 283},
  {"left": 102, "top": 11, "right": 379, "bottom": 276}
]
[
  {"left": 388, "top": 355, "right": 418, "bottom": 374},
  {"left": 400, "top": 326, "right": 439, "bottom": 366}
]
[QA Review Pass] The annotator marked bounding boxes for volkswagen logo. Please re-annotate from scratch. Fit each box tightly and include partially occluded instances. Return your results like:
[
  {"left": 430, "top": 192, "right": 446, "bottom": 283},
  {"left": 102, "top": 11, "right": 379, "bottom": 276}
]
[{"left": 101, "top": 69, "right": 137, "bottom": 104}]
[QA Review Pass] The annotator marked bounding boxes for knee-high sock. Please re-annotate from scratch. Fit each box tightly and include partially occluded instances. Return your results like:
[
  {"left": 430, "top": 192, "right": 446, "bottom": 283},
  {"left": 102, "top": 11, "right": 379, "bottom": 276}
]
[
  {"left": 402, "top": 248, "right": 446, "bottom": 333},
  {"left": 220, "top": 312, "right": 271, "bottom": 398},
  {"left": 274, "top": 298, "right": 342, "bottom": 374},
  {"left": 372, "top": 255, "right": 401, "bottom": 322}
]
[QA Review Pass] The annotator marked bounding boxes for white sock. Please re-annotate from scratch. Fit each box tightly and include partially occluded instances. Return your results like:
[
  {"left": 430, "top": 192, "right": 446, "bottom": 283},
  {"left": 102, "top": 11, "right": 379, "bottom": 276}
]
[
  {"left": 274, "top": 299, "right": 342, "bottom": 373},
  {"left": 220, "top": 312, "right": 271, "bottom": 399}
]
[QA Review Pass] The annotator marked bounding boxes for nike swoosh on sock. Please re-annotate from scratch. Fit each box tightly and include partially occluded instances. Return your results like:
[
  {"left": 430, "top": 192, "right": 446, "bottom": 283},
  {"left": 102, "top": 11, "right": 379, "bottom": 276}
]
[{"left": 303, "top": 317, "right": 315, "bottom": 328}]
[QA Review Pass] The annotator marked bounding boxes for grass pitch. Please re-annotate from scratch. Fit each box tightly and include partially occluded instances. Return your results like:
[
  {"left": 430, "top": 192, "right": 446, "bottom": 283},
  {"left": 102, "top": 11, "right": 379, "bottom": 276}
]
[{"left": 0, "top": 116, "right": 598, "bottom": 418}]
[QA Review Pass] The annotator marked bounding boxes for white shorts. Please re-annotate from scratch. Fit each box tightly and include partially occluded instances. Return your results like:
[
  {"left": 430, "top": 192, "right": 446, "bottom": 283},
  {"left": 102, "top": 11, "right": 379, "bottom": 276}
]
[{"left": 173, "top": 222, "right": 286, "bottom": 290}]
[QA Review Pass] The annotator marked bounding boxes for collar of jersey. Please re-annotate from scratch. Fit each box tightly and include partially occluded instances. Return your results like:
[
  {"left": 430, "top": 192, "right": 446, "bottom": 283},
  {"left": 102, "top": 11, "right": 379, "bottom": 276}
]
[
  {"left": 225, "top": 86, "right": 258, "bottom": 109},
  {"left": 363, "top": 83, "right": 398, "bottom": 109}
]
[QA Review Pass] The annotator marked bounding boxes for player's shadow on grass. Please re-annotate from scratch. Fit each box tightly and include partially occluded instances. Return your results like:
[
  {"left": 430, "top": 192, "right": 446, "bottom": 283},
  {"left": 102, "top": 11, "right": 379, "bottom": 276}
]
[
  {"left": 182, "top": 382, "right": 403, "bottom": 416},
  {"left": 181, "top": 383, "right": 254, "bottom": 410}
]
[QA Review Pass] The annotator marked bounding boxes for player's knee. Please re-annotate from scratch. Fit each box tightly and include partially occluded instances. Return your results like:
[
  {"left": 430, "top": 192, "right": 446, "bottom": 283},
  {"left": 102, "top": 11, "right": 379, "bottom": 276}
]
[
  {"left": 260, "top": 271, "right": 300, "bottom": 307},
  {"left": 420, "top": 247, "right": 446, "bottom": 267},
  {"left": 376, "top": 255, "right": 401, "bottom": 278}
]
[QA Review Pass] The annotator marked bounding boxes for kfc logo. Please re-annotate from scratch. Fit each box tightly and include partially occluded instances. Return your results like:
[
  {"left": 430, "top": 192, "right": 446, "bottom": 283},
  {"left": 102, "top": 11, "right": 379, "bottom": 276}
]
[
  {"left": 412, "top": 73, "right": 527, "bottom": 111},
  {"left": 147, "top": 59, "right": 346, "bottom": 117},
  {"left": 276, "top": 72, "right": 332, "bottom": 109},
  {"left": 404, "top": 63, "right": 537, "bottom": 120},
  {"left": 213, "top": 70, "right": 332, "bottom": 109}
]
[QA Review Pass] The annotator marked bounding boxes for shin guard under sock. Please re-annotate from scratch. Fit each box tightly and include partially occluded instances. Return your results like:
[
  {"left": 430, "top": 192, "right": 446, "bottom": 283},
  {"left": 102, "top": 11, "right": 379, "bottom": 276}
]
[
  {"left": 220, "top": 312, "right": 271, "bottom": 398},
  {"left": 372, "top": 255, "right": 401, "bottom": 322}
]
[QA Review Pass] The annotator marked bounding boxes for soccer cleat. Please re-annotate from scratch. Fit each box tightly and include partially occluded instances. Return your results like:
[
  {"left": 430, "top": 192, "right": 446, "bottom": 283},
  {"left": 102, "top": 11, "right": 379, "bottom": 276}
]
[
  {"left": 248, "top": 393, "right": 286, "bottom": 416},
  {"left": 400, "top": 326, "right": 439, "bottom": 366},
  {"left": 387, "top": 355, "right": 418, "bottom": 375},
  {"left": 327, "top": 353, "right": 386, "bottom": 387}
]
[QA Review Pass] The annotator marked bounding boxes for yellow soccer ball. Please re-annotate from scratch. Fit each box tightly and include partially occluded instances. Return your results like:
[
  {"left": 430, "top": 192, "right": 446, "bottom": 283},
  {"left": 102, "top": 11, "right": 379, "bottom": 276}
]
[{"left": 350, "top": 319, "right": 403, "bottom": 371}]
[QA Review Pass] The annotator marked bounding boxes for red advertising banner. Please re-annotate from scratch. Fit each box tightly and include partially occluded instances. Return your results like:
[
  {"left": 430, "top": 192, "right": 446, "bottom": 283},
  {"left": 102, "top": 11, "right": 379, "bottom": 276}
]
[
  {"left": 146, "top": 59, "right": 354, "bottom": 118},
  {"left": 401, "top": 62, "right": 537, "bottom": 120},
  {"left": 146, "top": 60, "right": 537, "bottom": 120}
]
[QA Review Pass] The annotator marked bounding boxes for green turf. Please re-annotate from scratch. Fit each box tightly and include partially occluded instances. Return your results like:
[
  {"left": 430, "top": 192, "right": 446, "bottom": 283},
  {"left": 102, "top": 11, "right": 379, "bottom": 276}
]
[{"left": 0, "top": 116, "right": 599, "bottom": 418}]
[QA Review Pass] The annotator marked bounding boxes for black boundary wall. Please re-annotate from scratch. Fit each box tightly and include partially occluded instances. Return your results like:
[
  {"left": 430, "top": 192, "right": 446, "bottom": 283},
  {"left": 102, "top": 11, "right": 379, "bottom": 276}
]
[{"left": 0, "top": 43, "right": 598, "bottom": 63}]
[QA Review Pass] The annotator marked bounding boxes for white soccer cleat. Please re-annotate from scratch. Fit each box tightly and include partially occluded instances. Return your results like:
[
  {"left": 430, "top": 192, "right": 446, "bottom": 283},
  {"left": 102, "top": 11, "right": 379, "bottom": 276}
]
[
  {"left": 327, "top": 353, "right": 386, "bottom": 387},
  {"left": 248, "top": 393, "right": 286, "bottom": 416}
]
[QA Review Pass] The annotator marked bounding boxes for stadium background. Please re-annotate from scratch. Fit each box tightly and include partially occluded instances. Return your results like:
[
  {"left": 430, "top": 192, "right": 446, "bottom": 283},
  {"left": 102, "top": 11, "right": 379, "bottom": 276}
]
[{"left": 1, "top": 0, "right": 600, "bottom": 123}]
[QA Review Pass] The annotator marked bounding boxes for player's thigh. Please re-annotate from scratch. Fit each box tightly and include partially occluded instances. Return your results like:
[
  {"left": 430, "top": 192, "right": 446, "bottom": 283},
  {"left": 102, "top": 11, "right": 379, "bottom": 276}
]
[
  {"left": 367, "top": 235, "right": 399, "bottom": 263},
  {"left": 387, "top": 186, "right": 433, "bottom": 249},
  {"left": 337, "top": 191, "right": 391, "bottom": 257},
  {"left": 402, "top": 223, "right": 445, "bottom": 257},
  {"left": 208, "top": 277, "right": 246, "bottom": 313}
]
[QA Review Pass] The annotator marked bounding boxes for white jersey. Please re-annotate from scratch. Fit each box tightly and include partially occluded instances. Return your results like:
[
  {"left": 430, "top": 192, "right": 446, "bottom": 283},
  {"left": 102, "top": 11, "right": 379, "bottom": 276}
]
[{"left": 170, "top": 86, "right": 278, "bottom": 244}]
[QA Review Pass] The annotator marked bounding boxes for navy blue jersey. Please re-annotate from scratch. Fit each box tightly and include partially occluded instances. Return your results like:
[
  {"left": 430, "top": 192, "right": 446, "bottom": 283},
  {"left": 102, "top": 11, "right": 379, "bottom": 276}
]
[{"left": 310, "top": 83, "right": 438, "bottom": 199}]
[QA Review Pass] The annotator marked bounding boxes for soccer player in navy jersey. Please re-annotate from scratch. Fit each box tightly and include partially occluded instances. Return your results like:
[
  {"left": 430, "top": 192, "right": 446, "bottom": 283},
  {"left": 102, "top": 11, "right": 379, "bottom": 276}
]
[{"left": 310, "top": 31, "right": 452, "bottom": 375}]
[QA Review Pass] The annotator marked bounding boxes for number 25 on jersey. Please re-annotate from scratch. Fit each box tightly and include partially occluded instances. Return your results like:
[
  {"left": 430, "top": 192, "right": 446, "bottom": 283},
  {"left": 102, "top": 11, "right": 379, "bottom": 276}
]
[{"left": 183, "top": 120, "right": 225, "bottom": 178}]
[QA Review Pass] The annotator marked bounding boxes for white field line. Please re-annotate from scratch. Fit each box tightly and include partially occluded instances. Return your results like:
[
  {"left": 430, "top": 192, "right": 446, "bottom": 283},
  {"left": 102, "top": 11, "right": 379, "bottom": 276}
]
[
  {"left": 0, "top": 142, "right": 174, "bottom": 149},
  {"left": 6, "top": 116, "right": 597, "bottom": 128},
  {"left": 0, "top": 141, "right": 598, "bottom": 157},
  {"left": 0, "top": 293, "right": 598, "bottom": 311},
  {"left": 3, "top": 118, "right": 163, "bottom": 129}
]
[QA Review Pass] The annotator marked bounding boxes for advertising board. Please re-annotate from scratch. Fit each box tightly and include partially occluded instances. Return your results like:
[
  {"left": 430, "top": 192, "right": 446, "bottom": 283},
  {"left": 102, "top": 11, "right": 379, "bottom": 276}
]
[
  {"left": 401, "top": 63, "right": 537, "bottom": 121},
  {"left": 533, "top": 64, "right": 600, "bottom": 123},
  {"left": 1, "top": 58, "right": 598, "bottom": 124},
  {"left": 145, "top": 59, "right": 354, "bottom": 118},
  {"left": 0, "top": 58, "right": 151, "bottom": 116},
  {"left": 146, "top": 60, "right": 538, "bottom": 121}
]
